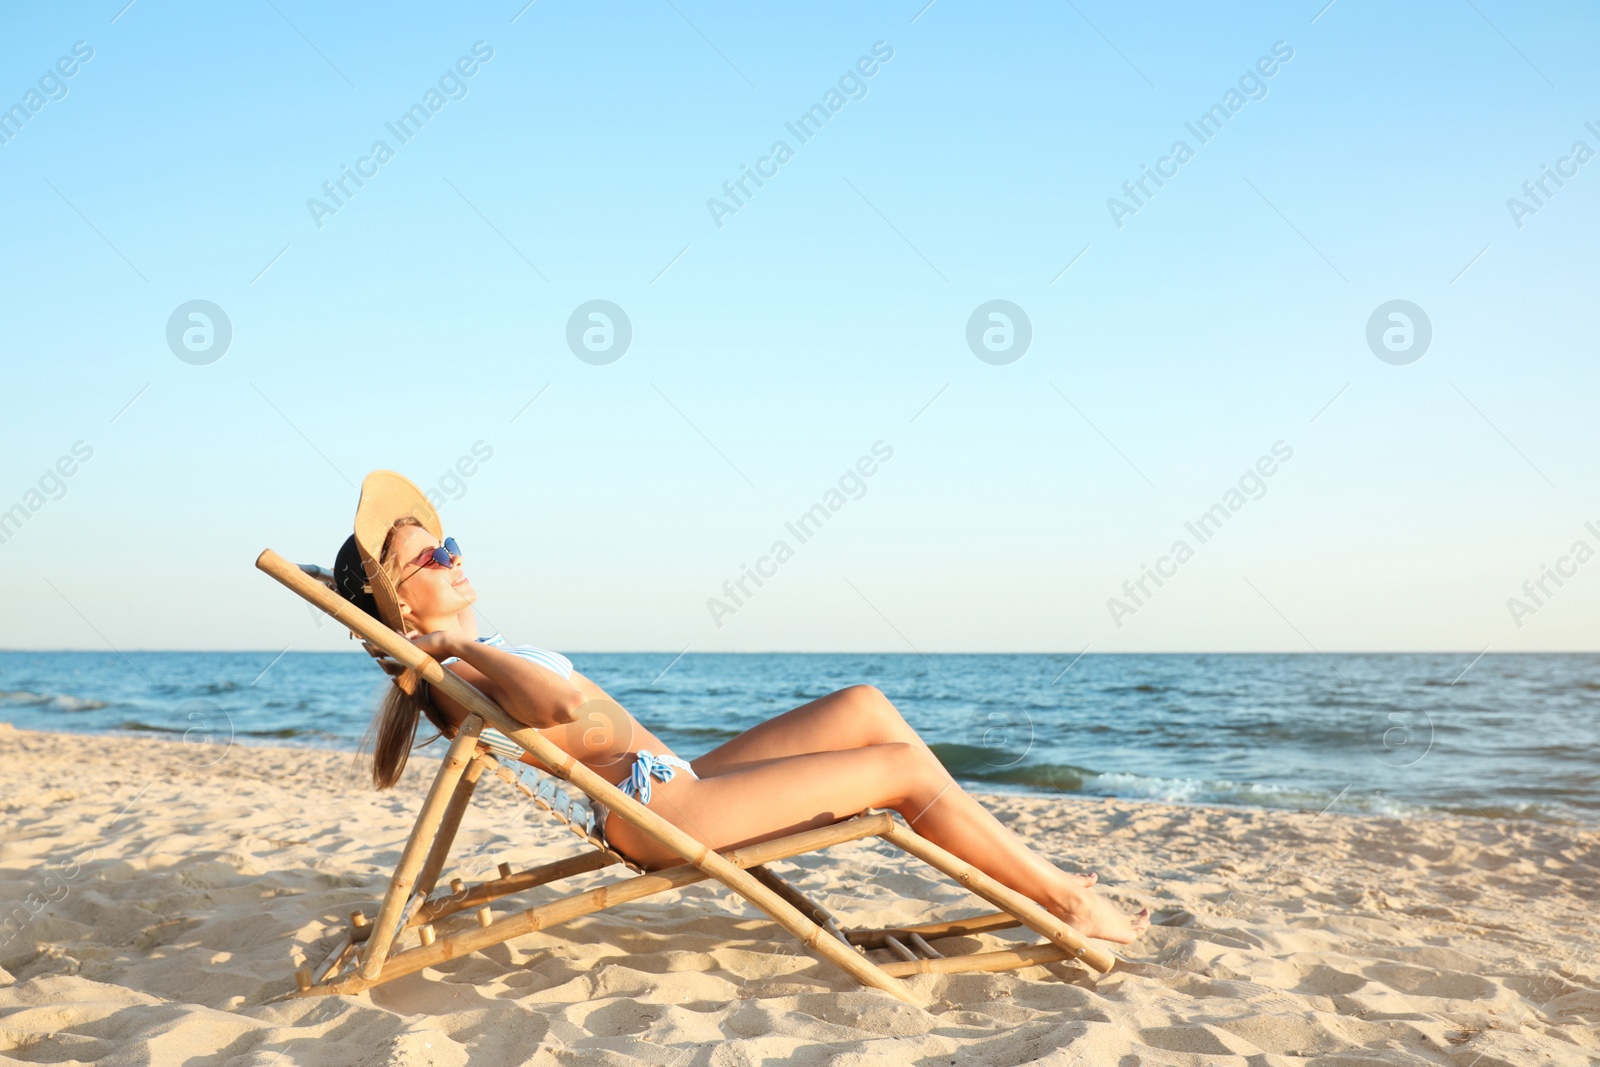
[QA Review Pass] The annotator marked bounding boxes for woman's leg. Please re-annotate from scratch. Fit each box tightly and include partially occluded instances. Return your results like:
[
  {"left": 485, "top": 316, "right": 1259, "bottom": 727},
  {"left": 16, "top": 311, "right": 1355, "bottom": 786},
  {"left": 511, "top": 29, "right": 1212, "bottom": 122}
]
[
  {"left": 691, "top": 685, "right": 926, "bottom": 775},
  {"left": 604, "top": 741, "right": 1149, "bottom": 944},
  {"left": 691, "top": 685, "right": 1097, "bottom": 886}
]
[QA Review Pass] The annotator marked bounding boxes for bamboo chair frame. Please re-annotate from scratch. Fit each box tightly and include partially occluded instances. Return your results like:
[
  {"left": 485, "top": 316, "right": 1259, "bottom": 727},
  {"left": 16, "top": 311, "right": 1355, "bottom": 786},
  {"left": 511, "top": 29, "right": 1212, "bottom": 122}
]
[{"left": 258, "top": 549, "right": 1117, "bottom": 1006}]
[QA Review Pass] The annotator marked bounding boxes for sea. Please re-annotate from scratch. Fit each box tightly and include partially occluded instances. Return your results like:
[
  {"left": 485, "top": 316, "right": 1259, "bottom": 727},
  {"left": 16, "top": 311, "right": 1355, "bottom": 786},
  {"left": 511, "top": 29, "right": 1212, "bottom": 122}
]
[{"left": 1, "top": 651, "right": 1595, "bottom": 826}]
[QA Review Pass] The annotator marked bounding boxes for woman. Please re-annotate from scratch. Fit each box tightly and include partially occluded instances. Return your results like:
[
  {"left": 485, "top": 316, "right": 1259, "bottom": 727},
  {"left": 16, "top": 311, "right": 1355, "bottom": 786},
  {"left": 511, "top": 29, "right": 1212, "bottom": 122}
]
[{"left": 338, "top": 474, "right": 1150, "bottom": 946}]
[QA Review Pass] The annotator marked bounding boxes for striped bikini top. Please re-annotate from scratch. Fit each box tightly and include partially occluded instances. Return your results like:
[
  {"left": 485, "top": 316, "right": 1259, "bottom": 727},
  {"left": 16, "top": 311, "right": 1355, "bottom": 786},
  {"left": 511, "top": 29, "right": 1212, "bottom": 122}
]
[{"left": 440, "top": 631, "right": 574, "bottom": 679}]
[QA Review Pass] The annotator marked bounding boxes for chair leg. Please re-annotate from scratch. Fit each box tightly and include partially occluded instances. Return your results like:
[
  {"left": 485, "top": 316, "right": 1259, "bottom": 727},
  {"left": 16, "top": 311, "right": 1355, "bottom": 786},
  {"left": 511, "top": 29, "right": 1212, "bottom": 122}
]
[
  {"left": 749, "top": 866, "right": 855, "bottom": 949},
  {"left": 414, "top": 753, "right": 492, "bottom": 900},
  {"left": 879, "top": 821, "right": 1117, "bottom": 974},
  {"left": 358, "top": 715, "right": 486, "bottom": 980}
]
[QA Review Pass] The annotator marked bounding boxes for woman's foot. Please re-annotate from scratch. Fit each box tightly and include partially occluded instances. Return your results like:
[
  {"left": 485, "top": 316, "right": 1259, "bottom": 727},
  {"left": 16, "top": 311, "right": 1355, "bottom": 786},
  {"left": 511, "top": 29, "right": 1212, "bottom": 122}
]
[{"left": 1050, "top": 885, "right": 1150, "bottom": 944}]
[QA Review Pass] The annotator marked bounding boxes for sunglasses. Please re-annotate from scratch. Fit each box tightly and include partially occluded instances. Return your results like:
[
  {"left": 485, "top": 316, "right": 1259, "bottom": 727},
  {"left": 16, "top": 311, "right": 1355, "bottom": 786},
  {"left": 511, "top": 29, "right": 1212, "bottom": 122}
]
[{"left": 398, "top": 537, "right": 461, "bottom": 585}]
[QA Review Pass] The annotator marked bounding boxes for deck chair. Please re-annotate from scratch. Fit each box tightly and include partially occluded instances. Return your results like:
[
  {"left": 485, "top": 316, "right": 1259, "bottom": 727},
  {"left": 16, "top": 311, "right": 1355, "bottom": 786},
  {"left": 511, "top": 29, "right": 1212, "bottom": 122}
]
[{"left": 257, "top": 549, "right": 1118, "bottom": 1007}]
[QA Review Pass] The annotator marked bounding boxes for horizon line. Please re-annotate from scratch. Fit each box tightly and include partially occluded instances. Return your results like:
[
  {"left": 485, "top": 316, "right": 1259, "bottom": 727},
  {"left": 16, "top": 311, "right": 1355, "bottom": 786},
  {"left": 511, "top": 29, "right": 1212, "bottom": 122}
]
[{"left": 0, "top": 647, "right": 1592, "bottom": 656}]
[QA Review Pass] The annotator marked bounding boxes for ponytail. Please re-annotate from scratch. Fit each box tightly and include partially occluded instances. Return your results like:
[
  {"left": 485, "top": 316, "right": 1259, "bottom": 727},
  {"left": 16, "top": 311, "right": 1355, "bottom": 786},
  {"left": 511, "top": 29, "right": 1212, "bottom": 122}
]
[{"left": 361, "top": 674, "right": 459, "bottom": 790}]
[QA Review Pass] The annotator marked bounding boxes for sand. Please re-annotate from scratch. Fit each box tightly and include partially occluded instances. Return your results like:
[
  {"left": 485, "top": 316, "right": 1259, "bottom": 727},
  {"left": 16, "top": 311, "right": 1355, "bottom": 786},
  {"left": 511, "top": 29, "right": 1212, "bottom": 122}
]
[{"left": 0, "top": 721, "right": 1594, "bottom": 1066}]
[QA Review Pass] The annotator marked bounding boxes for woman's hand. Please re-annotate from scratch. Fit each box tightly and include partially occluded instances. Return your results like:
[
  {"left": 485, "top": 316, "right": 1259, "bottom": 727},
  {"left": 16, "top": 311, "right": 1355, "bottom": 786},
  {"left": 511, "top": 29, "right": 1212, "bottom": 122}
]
[
  {"left": 362, "top": 633, "right": 460, "bottom": 682},
  {"left": 405, "top": 630, "right": 462, "bottom": 662}
]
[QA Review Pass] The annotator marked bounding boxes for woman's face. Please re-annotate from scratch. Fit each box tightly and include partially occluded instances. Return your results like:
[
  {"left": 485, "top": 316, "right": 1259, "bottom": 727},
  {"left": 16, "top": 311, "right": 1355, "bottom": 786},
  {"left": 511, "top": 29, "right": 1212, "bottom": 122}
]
[{"left": 388, "top": 523, "right": 476, "bottom": 631}]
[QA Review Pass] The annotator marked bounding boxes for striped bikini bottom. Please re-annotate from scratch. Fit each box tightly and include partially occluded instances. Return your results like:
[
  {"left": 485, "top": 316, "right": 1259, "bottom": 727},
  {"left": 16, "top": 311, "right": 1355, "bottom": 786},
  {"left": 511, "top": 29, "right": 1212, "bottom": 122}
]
[{"left": 593, "top": 749, "right": 698, "bottom": 847}]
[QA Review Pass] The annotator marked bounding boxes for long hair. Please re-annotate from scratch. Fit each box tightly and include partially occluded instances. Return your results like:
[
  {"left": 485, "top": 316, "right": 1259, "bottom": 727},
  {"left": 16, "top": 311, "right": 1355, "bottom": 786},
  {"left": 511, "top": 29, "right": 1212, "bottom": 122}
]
[
  {"left": 358, "top": 517, "right": 459, "bottom": 789},
  {"left": 364, "top": 680, "right": 456, "bottom": 789}
]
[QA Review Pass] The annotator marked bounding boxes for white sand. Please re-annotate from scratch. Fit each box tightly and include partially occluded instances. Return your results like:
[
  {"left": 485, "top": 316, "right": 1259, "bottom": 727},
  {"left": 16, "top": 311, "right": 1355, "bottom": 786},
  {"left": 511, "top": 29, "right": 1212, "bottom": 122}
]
[{"left": 0, "top": 722, "right": 1595, "bottom": 1066}]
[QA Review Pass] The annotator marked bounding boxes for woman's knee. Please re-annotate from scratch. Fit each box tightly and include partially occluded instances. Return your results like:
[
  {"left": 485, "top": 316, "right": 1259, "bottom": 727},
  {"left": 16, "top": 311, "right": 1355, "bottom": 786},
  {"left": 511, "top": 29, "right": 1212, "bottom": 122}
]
[
  {"left": 840, "top": 685, "right": 909, "bottom": 739},
  {"left": 842, "top": 683, "right": 888, "bottom": 706}
]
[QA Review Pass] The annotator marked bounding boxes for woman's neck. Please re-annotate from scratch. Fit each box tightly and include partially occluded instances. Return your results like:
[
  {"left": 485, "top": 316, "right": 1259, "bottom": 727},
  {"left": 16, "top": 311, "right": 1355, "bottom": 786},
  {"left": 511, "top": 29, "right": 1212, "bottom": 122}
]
[{"left": 408, "top": 608, "right": 481, "bottom": 640}]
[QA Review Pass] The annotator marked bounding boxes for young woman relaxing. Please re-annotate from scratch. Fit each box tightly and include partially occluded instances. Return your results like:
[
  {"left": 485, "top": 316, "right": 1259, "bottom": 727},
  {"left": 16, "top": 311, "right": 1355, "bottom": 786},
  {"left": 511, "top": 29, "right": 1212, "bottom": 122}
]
[{"left": 335, "top": 473, "right": 1150, "bottom": 945}]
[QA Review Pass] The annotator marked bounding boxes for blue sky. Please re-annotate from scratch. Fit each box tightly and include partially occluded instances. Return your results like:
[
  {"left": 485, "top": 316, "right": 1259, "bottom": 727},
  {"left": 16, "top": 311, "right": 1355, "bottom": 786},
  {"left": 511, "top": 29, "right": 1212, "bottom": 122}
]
[{"left": 2, "top": 0, "right": 1597, "bottom": 653}]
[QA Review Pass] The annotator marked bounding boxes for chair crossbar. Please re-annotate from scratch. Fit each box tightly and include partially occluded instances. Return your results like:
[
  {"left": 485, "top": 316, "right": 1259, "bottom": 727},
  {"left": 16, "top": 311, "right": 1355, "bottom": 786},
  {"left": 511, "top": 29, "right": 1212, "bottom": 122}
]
[{"left": 845, "top": 910, "right": 1024, "bottom": 948}]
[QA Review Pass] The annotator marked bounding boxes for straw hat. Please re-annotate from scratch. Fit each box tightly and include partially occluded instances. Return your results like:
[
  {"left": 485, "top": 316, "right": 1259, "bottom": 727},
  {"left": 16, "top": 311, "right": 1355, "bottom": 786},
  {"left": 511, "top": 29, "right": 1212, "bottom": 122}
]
[{"left": 351, "top": 469, "right": 443, "bottom": 639}]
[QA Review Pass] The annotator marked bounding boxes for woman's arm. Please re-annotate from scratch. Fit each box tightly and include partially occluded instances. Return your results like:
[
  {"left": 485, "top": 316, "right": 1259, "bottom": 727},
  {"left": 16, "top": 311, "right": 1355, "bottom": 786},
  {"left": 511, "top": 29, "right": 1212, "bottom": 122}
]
[{"left": 410, "top": 631, "right": 582, "bottom": 731}]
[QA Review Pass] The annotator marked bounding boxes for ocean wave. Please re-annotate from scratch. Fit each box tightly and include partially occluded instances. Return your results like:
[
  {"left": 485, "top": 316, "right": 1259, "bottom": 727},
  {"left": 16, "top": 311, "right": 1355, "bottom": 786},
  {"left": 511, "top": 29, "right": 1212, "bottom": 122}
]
[
  {"left": 666, "top": 725, "right": 742, "bottom": 740},
  {"left": 147, "top": 680, "right": 246, "bottom": 698},
  {"left": 0, "top": 689, "right": 109, "bottom": 712},
  {"left": 930, "top": 743, "right": 1097, "bottom": 791},
  {"left": 110, "top": 722, "right": 350, "bottom": 747},
  {"left": 1433, "top": 797, "right": 1579, "bottom": 822},
  {"left": 934, "top": 748, "right": 1457, "bottom": 820},
  {"left": 118, "top": 720, "right": 191, "bottom": 735},
  {"left": 1075, "top": 770, "right": 1425, "bottom": 817}
]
